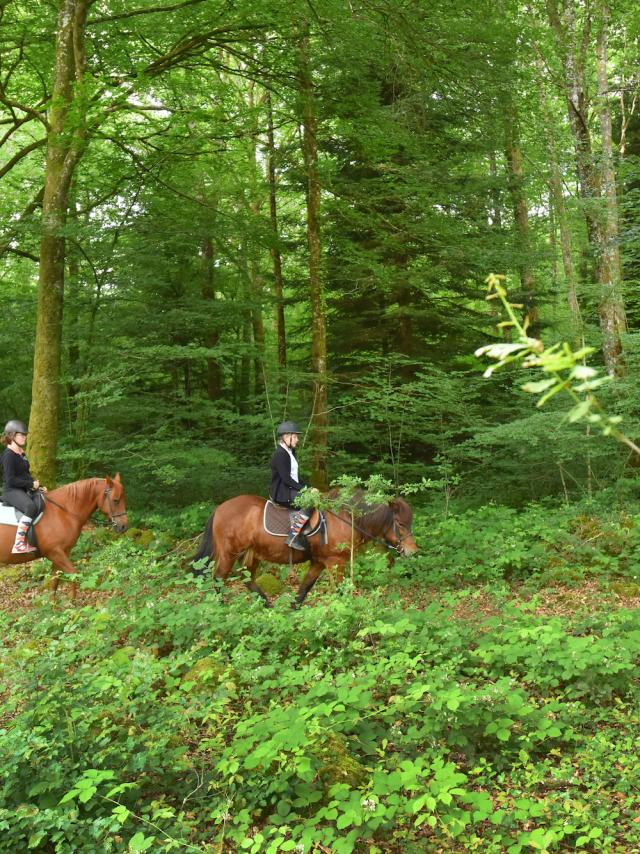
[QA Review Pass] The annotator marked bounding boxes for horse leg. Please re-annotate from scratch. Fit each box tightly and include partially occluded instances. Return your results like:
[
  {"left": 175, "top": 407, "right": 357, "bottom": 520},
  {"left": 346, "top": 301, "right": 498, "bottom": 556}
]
[
  {"left": 213, "top": 550, "right": 234, "bottom": 583},
  {"left": 293, "top": 561, "right": 325, "bottom": 609},
  {"left": 44, "top": 548, "right": 78, "bottom": 602},
  {"left": 239, "top": 549, "right": 270, "bottom": 607}
]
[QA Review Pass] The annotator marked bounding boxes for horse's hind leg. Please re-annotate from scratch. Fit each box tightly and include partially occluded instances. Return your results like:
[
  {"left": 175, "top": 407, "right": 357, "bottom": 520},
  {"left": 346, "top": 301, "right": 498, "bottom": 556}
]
[{"left": 242, "top": 550, "right": 270, "bottom": 607}]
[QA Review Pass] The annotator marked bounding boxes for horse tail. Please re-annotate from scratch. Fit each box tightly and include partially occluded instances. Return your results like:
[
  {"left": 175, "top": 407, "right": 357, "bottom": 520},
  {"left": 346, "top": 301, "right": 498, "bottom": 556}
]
[{"left": 191, "top": 510, "right": 216, "bottom": 576}]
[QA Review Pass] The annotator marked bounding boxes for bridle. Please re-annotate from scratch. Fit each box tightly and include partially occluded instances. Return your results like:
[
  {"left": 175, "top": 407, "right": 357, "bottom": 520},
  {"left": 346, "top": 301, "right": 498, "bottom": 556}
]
[
  {"left": 326, "top": 507, "right": 414, "bottom": 555},
  {"left": 390, "top": 518, "right": 414, "bottom": 552},
  {"left": 102, "top": 486, "right": 127, "bottom": 528},
  {"left": 43, "top": 484, "right": 127, "bottom": 529}
]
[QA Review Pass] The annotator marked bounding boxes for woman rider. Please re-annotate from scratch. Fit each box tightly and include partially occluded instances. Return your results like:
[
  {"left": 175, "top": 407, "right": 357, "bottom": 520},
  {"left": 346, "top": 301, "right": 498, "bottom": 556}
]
[
  {"left": 1, "top": 419, "right": 44, "bottom": 553},
  {"left": 270, "top": 421, "right": 314, "bottom": 550}
]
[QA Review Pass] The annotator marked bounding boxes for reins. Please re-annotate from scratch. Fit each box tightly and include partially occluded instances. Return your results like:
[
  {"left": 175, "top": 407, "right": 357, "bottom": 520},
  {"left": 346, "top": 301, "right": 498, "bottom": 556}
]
[
  {"left": 324, "top": 507, "right": 412, "bottom": 554},
  {"left": 43, "top": 484, "right": 126, "bottom": 528},
  {"left": 43, "top": 492, "right": 85, "bottom": 521}
]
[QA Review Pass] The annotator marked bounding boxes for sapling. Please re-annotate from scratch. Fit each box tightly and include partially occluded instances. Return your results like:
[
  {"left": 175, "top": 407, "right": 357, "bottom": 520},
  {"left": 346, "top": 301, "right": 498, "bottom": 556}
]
[
  {"left": 475, "top": 273, "right": 640, "bottom": 457},
  {"left": 295, "top": 475, "right": 395, "bottom": 582}
]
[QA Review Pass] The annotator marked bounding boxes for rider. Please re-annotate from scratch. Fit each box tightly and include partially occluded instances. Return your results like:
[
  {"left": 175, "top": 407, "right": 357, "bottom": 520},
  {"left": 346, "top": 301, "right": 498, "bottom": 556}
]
[
  {"left": 270, "top": 421, "right": 314, "bottom": 551},
  {"left": 1, "top": 419, "right": 44, "bottom": 554}
]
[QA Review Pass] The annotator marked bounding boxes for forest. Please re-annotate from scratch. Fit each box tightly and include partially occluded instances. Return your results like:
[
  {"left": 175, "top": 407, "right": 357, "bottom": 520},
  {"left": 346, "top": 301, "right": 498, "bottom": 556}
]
[{"left": 2, "top": 0, "right": 640, "bottom": 851}]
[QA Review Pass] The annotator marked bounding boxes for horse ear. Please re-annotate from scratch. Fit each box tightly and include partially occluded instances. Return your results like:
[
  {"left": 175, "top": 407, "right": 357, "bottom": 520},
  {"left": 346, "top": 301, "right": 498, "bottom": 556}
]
[
  {"left": 114, "top": 472, "right": 121, "bottom": 483},
  {"left": 105, "top": 475, "right": 113, "bottom": 487}
]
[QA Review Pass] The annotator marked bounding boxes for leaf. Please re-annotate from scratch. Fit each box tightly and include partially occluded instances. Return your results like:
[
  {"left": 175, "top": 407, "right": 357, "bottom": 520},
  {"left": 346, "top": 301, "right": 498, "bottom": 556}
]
[
  {"left": 568, "top": 400, "right": 591, "bottom": 423},
  {"left": 521, "top": 379, "right": 556, "bottom": 393},
  {"left": 336, "top": 812, "right": 354, "bottom": 829},
  {"left": 78, "top": 786, "right": 97, "bottom": 803},
  {"left": 475, "top": 343, "right": 528, "bottom": 358},
  {"left": 129, "top": 832, "right": 155, "bottom": 852},
  {"left": 571, "top": 365, "right": 597, "bottom": 379},
  {"left": 112, "top": 805, "right": 130, "bottom": 824},
  {"left": 277, "top": 799, "right": 291, "bottom": 818}
]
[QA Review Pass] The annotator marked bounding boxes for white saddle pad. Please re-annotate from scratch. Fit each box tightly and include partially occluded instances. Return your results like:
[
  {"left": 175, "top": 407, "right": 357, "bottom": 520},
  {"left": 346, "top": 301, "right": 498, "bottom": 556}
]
[{"left": 0, "top": 504, "right": 43, "bottom": 527}]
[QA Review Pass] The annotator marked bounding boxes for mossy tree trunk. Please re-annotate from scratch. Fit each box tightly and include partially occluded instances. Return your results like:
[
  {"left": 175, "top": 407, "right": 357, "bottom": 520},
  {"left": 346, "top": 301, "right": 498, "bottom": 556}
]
[
  {"left": 595, "top": 0, "right": 626, "bottom": 375},
  {"left": 29, "top": 0, "right": 89, "bottom": 486},
  {"left": 547, "top": 0, "right": 626, "bottom": 375},
  {"left": 299, "top": 26, "right": 328, "bottom": 490},
  {"left": 266, "top": 91, "right": 287, "bottom": 386}
]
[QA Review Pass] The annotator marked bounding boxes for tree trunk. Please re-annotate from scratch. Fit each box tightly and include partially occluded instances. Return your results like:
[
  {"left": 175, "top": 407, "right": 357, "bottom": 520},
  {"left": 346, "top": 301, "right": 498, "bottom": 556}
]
[
  {"left": 202, "top": 235, "right": 222, "bottom": 400},
  {"left": 547, "top": 0, "right": 626, "bottom": 373},
  {"left": 535, "top": 54, "right": 581, "bottom": 331},
  {"left": 488, "top": 150, "right": 502, "bottom": 228},
  {"left": 29, "top": 0, "right": 89, "bottom": 486},
  {"left": 299, "top": 27, "right": 328, "bottom": 490},
  {"left": 504, "top": 96, "right": 538, "bottom": 330},
  {"left": 266, "top": 91, "right": 287, "bottom": 384},
  {"left": 246, "top": 81, "right": 265, "bottom": 402},
  {"left": 596, "top": 0, "right": 626, "bottom": 374}
]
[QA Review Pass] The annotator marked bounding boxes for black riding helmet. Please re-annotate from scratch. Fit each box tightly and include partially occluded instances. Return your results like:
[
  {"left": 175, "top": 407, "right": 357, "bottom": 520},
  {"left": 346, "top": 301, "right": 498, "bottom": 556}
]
[
  {"left": 276, "top": 421, "right": 302, "bottom": 436},
  {"left": 4, "top": 419, "right": 28, "bottom": 435}
]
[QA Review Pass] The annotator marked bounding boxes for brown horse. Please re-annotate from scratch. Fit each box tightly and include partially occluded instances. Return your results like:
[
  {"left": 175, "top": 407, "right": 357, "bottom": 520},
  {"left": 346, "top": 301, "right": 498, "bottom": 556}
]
[
  {"left": 192, "top": 493, "right": 418, "bottom": 606},
  {"left": 0, "top": 474, "right": 128, "bottom": 600}
]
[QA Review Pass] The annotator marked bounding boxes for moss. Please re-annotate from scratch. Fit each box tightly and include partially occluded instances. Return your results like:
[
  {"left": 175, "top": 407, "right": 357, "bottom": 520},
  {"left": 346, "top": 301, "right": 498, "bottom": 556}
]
[
  {"left": 125, "top": 527, "right": 155, "bottom": 548},
  {"left": 310, "top": 732, "right": 367, "bottom": 788},
  {"left": 138, "top": 530, "right": 155, "bottom": 548},
  {"left": 1, "top": 566, "right": 27, "bottom": 584},
  {"left": 611, "top": 581, "right": 640, "bottom": 598},
  {"left": 255, "top": 573, "right": 284, "bottom": 597},
  {"left": 183, "top": 655, "right": 229, "bottom": 688}
]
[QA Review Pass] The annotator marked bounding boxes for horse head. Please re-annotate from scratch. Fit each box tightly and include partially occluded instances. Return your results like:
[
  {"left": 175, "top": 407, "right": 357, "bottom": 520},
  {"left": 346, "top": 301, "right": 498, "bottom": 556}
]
[
  {"left": 386, "top": 498, "right": 418, "bottom": 557},
  {"left": 99, "top": 473, "right": 129, "bottom": 533}
]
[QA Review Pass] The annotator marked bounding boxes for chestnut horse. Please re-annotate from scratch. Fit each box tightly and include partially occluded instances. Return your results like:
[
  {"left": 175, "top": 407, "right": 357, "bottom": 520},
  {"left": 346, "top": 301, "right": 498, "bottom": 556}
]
[
  {"left": 0, "top": 474, "right": 128, "bottom": 600},
  {"left": 192, "top": 493, "right": 417, "bottom": 606}
]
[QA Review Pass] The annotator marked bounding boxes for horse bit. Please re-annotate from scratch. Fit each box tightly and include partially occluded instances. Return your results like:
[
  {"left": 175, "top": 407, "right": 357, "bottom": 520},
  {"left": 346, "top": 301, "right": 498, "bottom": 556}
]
[{"left": 390, "top": 518, "right": 413, "bottom": 553}]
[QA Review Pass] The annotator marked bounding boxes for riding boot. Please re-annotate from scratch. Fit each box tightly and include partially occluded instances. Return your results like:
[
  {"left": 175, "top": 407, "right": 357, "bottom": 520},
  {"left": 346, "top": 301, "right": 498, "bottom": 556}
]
[
  {"left": 12, "top": 516, "right": 37, "bottom": 554},
  {"left": 286, "top": 511, "right": 310, "bottom": 551}
]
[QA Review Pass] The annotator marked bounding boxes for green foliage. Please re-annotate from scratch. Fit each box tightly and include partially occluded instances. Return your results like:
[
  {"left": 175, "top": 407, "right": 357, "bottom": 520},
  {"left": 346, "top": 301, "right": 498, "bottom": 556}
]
[
  {"left": 3, "top": 494, "right": 640, "bottom": 852},
  {"left": 475, "top": 274, "right": 636, "bottom": 451}
]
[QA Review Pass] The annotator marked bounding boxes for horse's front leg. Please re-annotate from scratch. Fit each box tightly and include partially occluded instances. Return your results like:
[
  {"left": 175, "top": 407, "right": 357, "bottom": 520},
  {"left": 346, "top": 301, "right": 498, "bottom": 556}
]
[
  {"left": 45, "top": 547, "right": 78, "bottom": 602},
  {"left": 293, "top": 560, "right": 327, "bottom": 609}
]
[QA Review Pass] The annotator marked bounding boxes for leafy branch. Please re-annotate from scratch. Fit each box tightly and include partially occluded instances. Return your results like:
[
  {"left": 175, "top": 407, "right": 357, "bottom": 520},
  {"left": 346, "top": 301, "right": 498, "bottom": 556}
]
[{"left": 475, "top": 273, "right": 640, "bottom": 457}]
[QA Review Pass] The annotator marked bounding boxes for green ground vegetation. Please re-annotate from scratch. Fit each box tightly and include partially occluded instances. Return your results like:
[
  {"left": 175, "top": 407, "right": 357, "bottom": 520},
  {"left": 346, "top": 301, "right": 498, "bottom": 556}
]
[{"left": 2, "top": 493, "right": 640, "bottom": 853}]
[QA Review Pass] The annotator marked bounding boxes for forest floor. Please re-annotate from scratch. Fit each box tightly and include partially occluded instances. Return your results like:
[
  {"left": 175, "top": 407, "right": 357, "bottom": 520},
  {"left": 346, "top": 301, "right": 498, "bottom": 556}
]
[{"left": 3, "top": 504, "right": 640, "bottom": 853}]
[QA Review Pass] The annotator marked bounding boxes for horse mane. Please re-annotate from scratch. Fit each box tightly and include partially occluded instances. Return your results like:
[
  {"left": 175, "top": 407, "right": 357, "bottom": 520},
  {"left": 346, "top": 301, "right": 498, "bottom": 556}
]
[{"left": 48, "top": 477, "right": 103, "bottom": 503}]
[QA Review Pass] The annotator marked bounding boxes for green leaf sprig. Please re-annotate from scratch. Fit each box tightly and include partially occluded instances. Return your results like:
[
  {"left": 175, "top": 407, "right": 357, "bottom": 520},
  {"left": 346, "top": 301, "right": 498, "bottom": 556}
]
[{"left": 475, "top": 274, "right": 640, "bottom": 456}]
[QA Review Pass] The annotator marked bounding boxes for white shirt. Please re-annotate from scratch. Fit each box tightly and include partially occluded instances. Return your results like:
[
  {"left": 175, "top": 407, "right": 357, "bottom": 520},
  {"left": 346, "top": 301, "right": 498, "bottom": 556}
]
[{"left": 281, "top": 442, "right": 299, "bottom": 484}]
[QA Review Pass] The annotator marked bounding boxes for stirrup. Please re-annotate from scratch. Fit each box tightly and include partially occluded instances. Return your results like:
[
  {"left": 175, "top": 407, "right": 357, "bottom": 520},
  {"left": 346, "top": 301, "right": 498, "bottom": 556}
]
[{"left": 286, "top": 532, "right": 307, "bottom": 551}]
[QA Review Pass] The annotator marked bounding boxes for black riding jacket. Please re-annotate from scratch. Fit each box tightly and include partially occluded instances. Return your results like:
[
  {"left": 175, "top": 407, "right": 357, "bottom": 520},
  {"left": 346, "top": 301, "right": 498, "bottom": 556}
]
[
  {"left": 1, "top": 447, "right": 34, "bottom": 492},
  {"left": 270, "top": 444, "right": 307, "bottom": 506}
]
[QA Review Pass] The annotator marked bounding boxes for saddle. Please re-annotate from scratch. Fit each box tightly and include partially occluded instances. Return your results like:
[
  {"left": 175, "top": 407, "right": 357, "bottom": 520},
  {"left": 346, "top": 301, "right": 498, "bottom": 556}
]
[
  {"left": 263, "top": 500, "right": 326, "bottom": 542},
  {"left": 0, "top": 492, "right": 45, "bottom": 547}
]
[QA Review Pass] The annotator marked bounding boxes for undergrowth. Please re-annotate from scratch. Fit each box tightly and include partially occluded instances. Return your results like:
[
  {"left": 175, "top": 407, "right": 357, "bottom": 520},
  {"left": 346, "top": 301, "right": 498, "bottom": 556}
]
[{"left": 1, "top": 497, "right": 640, "bottom": 852}]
